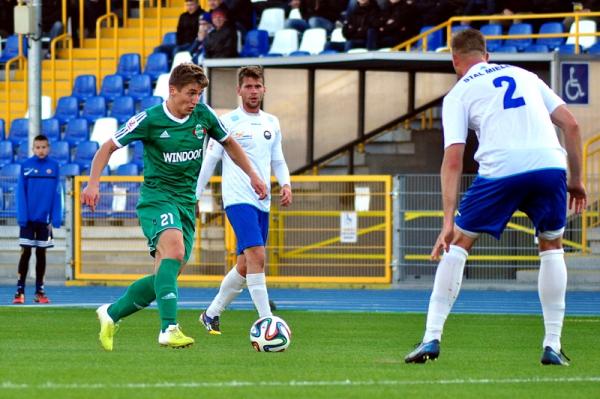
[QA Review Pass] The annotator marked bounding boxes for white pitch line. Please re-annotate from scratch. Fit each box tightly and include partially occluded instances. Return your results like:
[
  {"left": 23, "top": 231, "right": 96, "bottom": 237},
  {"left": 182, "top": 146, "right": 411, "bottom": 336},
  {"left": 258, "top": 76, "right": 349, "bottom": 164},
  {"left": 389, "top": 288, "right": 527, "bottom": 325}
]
[{"left": 2, "top": 377, "right": 600, "bottom": 390}]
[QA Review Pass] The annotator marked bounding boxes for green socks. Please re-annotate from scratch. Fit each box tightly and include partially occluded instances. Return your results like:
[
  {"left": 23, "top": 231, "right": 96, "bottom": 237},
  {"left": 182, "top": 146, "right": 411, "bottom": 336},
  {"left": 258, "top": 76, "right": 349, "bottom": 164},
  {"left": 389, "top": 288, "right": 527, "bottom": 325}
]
[
  {"left": 154, "top": 258, "right": 181, "bottom": 331},
  {"left": 107, "top": 274, "right": 156, "bottom": 322}
]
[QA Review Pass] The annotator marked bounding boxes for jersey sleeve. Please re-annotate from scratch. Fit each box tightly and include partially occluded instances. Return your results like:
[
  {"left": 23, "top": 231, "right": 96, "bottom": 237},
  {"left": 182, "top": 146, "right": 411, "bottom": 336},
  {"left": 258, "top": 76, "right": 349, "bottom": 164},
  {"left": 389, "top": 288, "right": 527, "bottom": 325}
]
[
  {"left": 112, "top": 111, "right": 149, "bottom": 148},
  {"left": 442, "top": 95, "right": 469, "bottom": 148},
  {"left": 204, "top": 104, "right": 230, "bottom": 143},
  {"left": 271, "top": 118, "right": 285, "bottom": 162},
  {"left": 537, "top": 78, "right": 565, "bottom": 114}
]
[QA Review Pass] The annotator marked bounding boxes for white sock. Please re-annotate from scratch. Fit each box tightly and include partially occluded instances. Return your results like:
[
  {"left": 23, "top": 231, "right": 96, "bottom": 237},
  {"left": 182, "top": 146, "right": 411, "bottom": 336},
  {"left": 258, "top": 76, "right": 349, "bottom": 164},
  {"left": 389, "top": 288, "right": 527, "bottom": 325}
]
[
  {"left": 247, "top": 272, "right": 272, "bottom": 318},
  {"left": 423, "top": 245, "right": 468, "bottom": 343},
  {"left": 206, "top": 266, "right": 246, "bottom": 319},
  {"left": 538, "top": 249, "right": 567, "bottom": 352}
]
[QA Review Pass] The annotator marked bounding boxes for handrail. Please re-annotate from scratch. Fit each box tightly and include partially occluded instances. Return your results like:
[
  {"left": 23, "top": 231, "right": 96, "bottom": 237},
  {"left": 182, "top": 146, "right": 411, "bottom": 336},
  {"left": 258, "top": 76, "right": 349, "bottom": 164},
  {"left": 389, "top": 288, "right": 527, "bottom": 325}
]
[
  {"left": 140, "top": 0, "right": 146, "bottom": 62},
  {"left": 50, "top": 33, "right": 73, "bottom": 111},
  {"left": 4, "top": 56, "right": 28, "bottom": 132},
  {"left": 79, "top": 0, "right": 85, "bottom": 48},
  {"left": 394, "top": 11, "right": 600, "bottom": 54},
  {"left": 96, "top": 13, "right": 120, "bottom": 91},
  {"left": 581, "top": 132, "right": 600, "bottom": 252},
  {"left": 293, "top": 96, "right": 444, "bottom": 175}
]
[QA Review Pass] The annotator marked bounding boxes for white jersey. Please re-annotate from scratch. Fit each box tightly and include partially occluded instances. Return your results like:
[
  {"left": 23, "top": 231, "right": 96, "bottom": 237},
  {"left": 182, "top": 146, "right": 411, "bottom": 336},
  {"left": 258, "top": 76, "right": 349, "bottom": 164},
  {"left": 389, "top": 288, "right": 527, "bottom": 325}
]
[
  {"left": 204, "top": 107, "right": 287, "bottom": 212},
  {"left": 442, "top": 62, "right": 567, "bottom": 178}
]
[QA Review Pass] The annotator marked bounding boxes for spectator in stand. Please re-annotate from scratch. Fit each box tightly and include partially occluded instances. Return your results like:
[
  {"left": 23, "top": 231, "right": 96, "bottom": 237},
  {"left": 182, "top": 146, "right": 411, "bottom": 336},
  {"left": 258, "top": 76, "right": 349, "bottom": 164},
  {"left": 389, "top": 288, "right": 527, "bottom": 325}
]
[
  {"left": 207, "top": 0, "right": 231, "bottom": 17},
  {"left": 155, "top": 0, "right": 204, "bottom": 59},
  {"left": 42, "top": 0, "right": 62, "bottom": 33},
  {"left": 204, "top": 8, "right": 238, "bottom": 58},
  {"left": 342, "top": 0, "right": 380, "bottom": 51},
  {"left": 376, "top": 0, "right": 420, "bottom": 48},
  {"left": 415, "top": 0, "right": 459, "bottom": 27},
  {"left": 84, "top": 0, "right": 107, "bottom": 37},
  {"left": 224, "top": 0, "right": 255, "bottom": 35},
  {"left": 460, "top": 0, "right": 498, "bottom": 28},
  {"left": 190, "top": 13, "right": 214, "bottom": 64},
  {"left": 302, "top": 0, "right": 346, "bottom": 33}
]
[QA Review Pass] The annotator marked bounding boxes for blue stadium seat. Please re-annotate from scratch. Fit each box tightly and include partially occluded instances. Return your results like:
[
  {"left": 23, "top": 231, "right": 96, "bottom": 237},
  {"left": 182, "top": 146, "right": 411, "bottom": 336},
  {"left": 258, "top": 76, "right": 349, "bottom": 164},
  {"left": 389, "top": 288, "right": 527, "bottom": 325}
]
[
  {"left": 318, "top": 49, "right": 338, "bottom": 55},
  {"left": 131, "top": 141, "right": 144, "bottom": 169},
  {"left": 588, "top": 42, "right": 600, "bottom": 54},
  {"left": 558, "top": 44, "right": 582, "bottom": 54},
  {"left": 51, "top": 140, "right": 70, "bottom": 165},
  {"left": 144, "top": 52, "right": 169, "bottom": 82},
  {"left": 0, "top": 119, "right": 5, "bottom": 140},
  {"left": 117, "top": 53, "right": 141, "bottom": 82},
  {"left": 451, "top": 25, "right": 470, "bottom": 35},
  {"left": 0, "top": 163, "right": 20, "bottom": 218},
  {"left": 505, "top": 23, "right": 533, "bottom": 52},
  {"left": 16, "top": 139, "right": 29, "bottom": 162},
  {"left": 72, "top": 74, "right": 97, "bottom": 103},
  {"left": 494, "top": 45, "right": 518, "bottom": 53},
  {"left": 111, "top": 96, "right": 135, "bottom": 124},
  {"left": 0, "top": 34, "right": 28, "bottom": 62},
  {"left": 100, "top": 74, "right": 125, "bottom": 102},
  {"left": 73, "top": 140, "right": 99, "bottom": 170},
  {"left": 416, "top": 26, "right": 443, "bottom": 51},
  {"left": 81, "top": 181, "right": 113, "bottom": 218},
  {"left": 139, "top": 95, "right": 162, "bottom": 110},
  {"left": 127, "top": 74, "right": 152, "bottom": 102},
  {"left": 240, "top": 29, "right": 270, "bottom": 57},
  {"left": 8, "top": 118, "right": 28, "bottom": 146},
  {"left": 54, "top": 96, "right": 79, "bottom": 126},
  {"left": 115, "top": 162, "right": 139, "bottom": 176},
  {"left": 0, "top": 162, "right": 21, "bottom": 185},
  {"left": 523, "top": 44, "right": 549, "bottom": 53},
  {"left": 536, "top": 22, "right": 564, "bottom": 50},
  {"left": 60, "top": 162, "right": 81, "bottom": 177},
  {"left": 480, "top": 23, "right": 503, "bottom": 52},
  {"left": 82, "top": 96, "right": 107, "bottom": 123},
  {"left": 289, "top": 50, "right": 310, "bottom": 56},
  {"left": 64, "top": 118, "right": 90, "bottom": 148},
  {"left": 162, "top": 32, "right": 177, "bottom": 46},
  {"left": 41, "top": 118, "right": 61, "bottom": 142},
  {"left": 0, "top": 141, "right": 13, "bottom": 168}
]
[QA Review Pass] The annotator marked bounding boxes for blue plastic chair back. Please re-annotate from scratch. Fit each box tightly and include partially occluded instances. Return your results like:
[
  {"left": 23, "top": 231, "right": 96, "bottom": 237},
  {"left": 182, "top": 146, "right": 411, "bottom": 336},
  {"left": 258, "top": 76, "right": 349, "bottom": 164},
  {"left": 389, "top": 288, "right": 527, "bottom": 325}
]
[
  {"left": 41, "top": 118, "right": 61, "bottom": 142},
  {"left": 54, "top": 96, "right": 79, "bottom": 126},
  {"left": 416, "top": 26, "right": 443, "bottom": 51},
  {"left": 82, "top": 96, "right": 107, "bottom": 123},
  {"left": 241, "top": 30, "right": 270, "bottom": 57},
  {"left": 0, "top": 35, "right": 28, "bottom": 62},
  {"left": 0, "top": 119, "right": 5, "bottom": 139},
  {"left": 74, "top": 140, "right": 100, "bottom": 170},
  {"left": 163, "top": 32, "right": 177, "bottom": 46},
  {"left": 51, "top": 140, "right": 70, "bottom": 165},
  {"left": 115, "top": 162, "right": 139, "bottom": 176},
  {"left": 140, "top": 95, "right": 162, "bottom": 110},
  {"left": 8, "top": 118, "right": 29, "bottom": 145},
  {"left": 480, "top": 23, "right": 503, "bottom": 52},
  {"left": 537, "top": 22, "right": 564, "bottom": 50},
  {"left": 60, "top": 162, "right": 81, "bottom": 177},
  {"left": 0, "top": 141, "right": 13, "bottom": 168},
  {"left": 290, "top": 50, "right": 310, "bottom": 56},
  {"left": 111, "top": 96, "right": 136, "bottom": 124},
  {"left": 558, "top": 44, "right": 582, "bottom": 54},
  {"left": 523, "top": 44, "right": 549, "bottom": 53},
  {"left": 117, "top": 53, "right": 141, "bottom": 81},
  {"left": 72, "top": 74, "right": 97, "bottom": 103},
  {"left": 128, "top": 74, "right": 152, "bottom": 101},
  {"left": 64, "top": 118, "right": 90, "bottom": 148},
  {"left": 144, "top": 53, "right": 169, "bottom": 82},
  {"left": 494, "top": 45, "right": 518, "bottom": 53},
  {"left": 505, "top": 23, "right": 533, "bottom": 51},
  {"left": 588, "top": 42, "right": 600, "bottom": 54},
  {"left": 16, "top": 139, "right": 29, "bottom": 162},
  {"left": 132, "top": 141, "right": 144, "bottom": 169},
  {"left": 100, "top": 74, "right": 124, "bottom": 102}
]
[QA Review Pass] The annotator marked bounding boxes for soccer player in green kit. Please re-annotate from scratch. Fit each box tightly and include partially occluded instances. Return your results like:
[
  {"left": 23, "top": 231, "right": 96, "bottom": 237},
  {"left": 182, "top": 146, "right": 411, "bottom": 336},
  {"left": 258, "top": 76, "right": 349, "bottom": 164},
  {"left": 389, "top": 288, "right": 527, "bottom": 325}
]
[{"left": 81, "top": 63, "right": 267, "bottom": 350}]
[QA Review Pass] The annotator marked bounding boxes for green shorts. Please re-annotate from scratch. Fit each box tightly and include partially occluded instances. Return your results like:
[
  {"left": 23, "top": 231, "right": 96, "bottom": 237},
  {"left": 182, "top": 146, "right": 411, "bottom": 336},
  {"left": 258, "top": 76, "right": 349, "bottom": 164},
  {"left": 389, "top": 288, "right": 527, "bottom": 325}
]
[{"left": 136, "top": 196, "right": 196, "bottom": 264}]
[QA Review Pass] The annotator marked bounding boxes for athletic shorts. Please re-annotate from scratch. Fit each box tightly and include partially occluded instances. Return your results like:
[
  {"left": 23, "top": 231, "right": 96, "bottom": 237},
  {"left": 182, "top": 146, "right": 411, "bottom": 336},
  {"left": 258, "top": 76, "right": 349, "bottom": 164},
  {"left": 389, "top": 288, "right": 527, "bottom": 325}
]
[
  {"left": 19, "top": 222, "right": 54, "bottom": 248},
  {"left": 455, "top": 169, "right": 567, "bottom": 240},
  {"left": 136, "top": 196, "right": 196, "bottom": 263},
  {"left": 225, "top": 203, "right": 269, "bottom": 255}
]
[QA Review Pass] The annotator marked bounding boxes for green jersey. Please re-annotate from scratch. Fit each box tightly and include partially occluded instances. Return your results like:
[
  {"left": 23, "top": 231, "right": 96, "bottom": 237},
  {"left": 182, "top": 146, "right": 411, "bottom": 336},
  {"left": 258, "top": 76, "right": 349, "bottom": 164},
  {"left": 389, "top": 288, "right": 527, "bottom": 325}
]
[{"left": 113, "top": 102, "right": 229, "bottom": 205}]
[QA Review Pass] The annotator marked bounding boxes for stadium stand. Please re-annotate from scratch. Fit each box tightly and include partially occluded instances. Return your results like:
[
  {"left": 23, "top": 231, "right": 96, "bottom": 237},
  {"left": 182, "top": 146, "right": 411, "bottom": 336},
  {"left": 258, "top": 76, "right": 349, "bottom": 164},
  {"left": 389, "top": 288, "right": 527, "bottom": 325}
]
[
  {"left": 416, "top": 26, "right": 444, "bottom": 51},
  {"left": 51, "top": 141, "right": 71, "bottom": 166},
  {"left": 170, "top": 51, "right": 192, "bottom": 71},
  {"left": 64, "top": 118, "right": 90, "bottom": 148},
  {"left": 558, "top": 43, "right": 583, "bottom": 54},
  {"left": 566, "top": 20, "right": 597, "bottom": 50},
  {"left": 299, "top": 28, "right": 327, "bottom": 55},
  {"left": 100, "top": 74, "right": 125, "bottom": 103},
  {"left": 144, "top": 52, "right": 169, "bottom": 82},
  {"left": 54, "top": 96, "right": 80, "bottom": 126},
  {"left": 8, "top": 118, "right": 28, "bottom": 146},
  {"left": 536, "top": 22, "right": 564, "bottom": 50},
  {"left": 523, "top": 44, "right": 550, "bottom": 53},
  {"left": 73, "top": 140, "right": 100, "bottom": 171},
  {"left": 268, "top": 29, "right": 299, "bottom": 56},
  {"left": 240, "top": 29, "right": 270, "bottom": 57},
  {"left": 82, "top": 96, "right": 107, "bottom": 124},
  {"left": 140, "top": 96, "right": 163, "bottom": 110},
  {"left": 60, "top": 162, "right": 81, "bottom": 178},
  {"left": 258, "top": 8, "right": 286, "bottom": 37},
  {"left": 41, "top": 118, "right": 61, "bottom": 142},
  {"left": 0, "top": 142, "right": 13, "bottom": 168},
  {"left": 111, "top": 96, "right": 135, "bottom": 124},
  {"left": 71, "top": 75, "right": 97, "bottom": 103},
  {"left": 127, "top": 74, "right": 153, "bottom": 102},
  {"left": 505, "top": 23, "right": 533, "bottom": 52},
  {"left": 0, "top": 35, "right": 28, "bottom": 62},
  {"left": 153, "top": 73, "right": 170, "bottom": 100},
  {"left": 0, "top": 119, "right": 5, "bottom": 139},
  {"left": 117, "top": 53, "right": 142, "bottom": 82},
  {"left": 480, "top": 23, "right": 503, "bottom": 52},
  {"left": 15, "top": 140, "right": 29, "bottom": 162}
]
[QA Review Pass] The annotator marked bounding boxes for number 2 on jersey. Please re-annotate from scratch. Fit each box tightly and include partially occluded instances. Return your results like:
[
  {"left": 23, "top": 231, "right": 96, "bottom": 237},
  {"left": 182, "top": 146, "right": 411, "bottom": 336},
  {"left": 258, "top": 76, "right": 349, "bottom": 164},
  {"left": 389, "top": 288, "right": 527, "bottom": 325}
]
[
  {"left": 160, "top": 212, "right": 174, "bottom": 226},
  {"left": 493, "top": 76, "right": 526, "bottom": 109}
]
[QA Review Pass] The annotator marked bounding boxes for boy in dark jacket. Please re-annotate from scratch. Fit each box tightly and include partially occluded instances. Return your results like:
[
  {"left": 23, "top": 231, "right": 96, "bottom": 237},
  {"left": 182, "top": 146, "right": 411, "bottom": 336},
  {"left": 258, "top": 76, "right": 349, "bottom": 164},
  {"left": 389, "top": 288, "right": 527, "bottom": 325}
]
[
  {"left": 13, "top": 135, "right": 63, "bottom": 304},
  {"left": 342, "top": 0, "right": 380, "bottom": 51}
]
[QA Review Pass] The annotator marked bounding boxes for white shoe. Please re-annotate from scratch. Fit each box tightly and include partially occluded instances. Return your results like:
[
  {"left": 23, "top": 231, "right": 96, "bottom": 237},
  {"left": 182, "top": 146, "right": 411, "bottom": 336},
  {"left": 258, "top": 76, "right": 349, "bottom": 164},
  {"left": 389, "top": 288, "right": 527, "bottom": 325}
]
[
  {"left": 158, "top": 324, "right": 195, "bottom": 348},
  {"left": 96, "top": 304, "right": 117, "bottom": 351}
]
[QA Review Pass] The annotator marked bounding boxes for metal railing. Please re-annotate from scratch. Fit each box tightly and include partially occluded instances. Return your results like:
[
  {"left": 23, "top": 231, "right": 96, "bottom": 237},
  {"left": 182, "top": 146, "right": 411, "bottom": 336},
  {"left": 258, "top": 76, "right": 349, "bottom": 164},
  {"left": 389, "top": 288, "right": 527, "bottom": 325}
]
[
  {"left": 50, "top": 33, "right": 73, "bottom": 111},
  {"left": 582, "top": 132, "right": 600, "bottom": 252},
  {"left": 394, "top": 12, "right": 600, "bottom": 53},
  {"left": 95, "top": 13, "right": 120, "bottom": 90}
]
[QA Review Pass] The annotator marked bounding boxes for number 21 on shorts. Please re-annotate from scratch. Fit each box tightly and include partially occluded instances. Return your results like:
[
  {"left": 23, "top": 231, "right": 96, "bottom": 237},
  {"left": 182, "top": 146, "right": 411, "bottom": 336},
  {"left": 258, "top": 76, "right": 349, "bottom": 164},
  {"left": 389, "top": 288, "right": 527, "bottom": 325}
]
[{"left": 160, "top": 212, "right": 174, "bottom": 226}]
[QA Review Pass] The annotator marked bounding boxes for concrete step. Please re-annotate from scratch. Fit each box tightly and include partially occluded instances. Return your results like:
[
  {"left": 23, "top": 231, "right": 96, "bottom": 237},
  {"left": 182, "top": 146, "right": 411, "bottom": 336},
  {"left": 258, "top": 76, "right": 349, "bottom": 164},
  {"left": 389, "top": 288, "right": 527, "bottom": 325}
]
[
  {"left": 565, "top": 256, "right": 600, "bottom": 270},
  {"left": 364, "top": 142, "right": 416, "bottom": 155},
  {"left": 316, "top": 165, "right": 371, "bottom": 175},
  {"left": 326, "top": 151, "right": 366, "bottom": 167},
  {"left": 370, "top": 127, "right": 412, "bottom": 143},
  {"left": 517, "top": 269, "right": 600, "bottom": 285}
]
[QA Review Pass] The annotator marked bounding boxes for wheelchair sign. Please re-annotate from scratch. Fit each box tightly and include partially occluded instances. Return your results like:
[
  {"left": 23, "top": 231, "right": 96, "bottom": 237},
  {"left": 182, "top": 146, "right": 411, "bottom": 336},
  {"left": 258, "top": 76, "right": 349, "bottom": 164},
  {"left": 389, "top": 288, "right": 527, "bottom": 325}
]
[{"left": 561, "top": 63, "right": 588, "bottom": 105}]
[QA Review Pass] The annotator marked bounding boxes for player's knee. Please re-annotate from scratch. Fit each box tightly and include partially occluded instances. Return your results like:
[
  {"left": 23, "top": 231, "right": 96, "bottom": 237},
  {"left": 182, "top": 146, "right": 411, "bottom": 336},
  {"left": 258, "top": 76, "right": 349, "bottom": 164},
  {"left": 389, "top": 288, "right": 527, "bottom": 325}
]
[{"left": 244, "top": 246, "right": 265, "bottom": 267}]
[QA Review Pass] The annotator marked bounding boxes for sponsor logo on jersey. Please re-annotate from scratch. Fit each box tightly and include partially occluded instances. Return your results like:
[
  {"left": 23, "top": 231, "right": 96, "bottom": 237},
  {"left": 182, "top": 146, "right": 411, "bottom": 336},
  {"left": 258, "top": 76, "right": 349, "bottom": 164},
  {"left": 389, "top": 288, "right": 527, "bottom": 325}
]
[
  {"left": 264, "top": 130, "right": 272, "bottom": 140},
  {"left": 162, "top": 149, "right": 203, "bottom": 163},
  {"left": 24, "top": 168, "right": 35, "bottom": 176},
  {"left": 46, "top": 168, "right": 53, "bottom": 174},
  {"left": 114, "top": 112, "right": 147, "bottom": 141},
  {"left": 159, "top": 130, "right": 170, "bottom": 138}
]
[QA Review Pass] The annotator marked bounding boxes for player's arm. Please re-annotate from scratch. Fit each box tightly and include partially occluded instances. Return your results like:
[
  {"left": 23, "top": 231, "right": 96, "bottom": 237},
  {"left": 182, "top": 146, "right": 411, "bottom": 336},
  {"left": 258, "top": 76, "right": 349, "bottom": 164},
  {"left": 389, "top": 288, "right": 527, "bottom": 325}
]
[
  {"left": 195, "top": 139, "right": 223, "bottom": 202},
  {"left": 551, "top": 104, "right": 587, "bottom": 213},
  {"left": 221, "top": 136, "right": 267, "bottom": 199},
  {"left": 271, "top": 128, "right": 292, "bottom": 207},
  {"left": 80, "top": 140, "right": 119, "bottom": 211}
]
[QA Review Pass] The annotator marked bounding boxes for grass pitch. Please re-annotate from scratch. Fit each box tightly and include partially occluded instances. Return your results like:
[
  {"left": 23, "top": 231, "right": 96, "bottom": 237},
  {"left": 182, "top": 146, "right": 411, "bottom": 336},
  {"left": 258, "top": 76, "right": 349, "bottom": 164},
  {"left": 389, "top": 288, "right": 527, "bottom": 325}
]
[{"left": 1, "top": 308, "right": 599, "bottom": 399}]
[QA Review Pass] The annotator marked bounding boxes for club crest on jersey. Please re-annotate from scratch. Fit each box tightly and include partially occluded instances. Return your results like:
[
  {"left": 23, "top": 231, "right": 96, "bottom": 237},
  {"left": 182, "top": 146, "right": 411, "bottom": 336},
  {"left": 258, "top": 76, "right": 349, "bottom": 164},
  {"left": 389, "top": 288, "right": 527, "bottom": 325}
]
[
  {"left": 263, "top": 130, "right": 272, "bottom": 140},
  {"left": 193, "top": 124, "right": 206, "bottom": 140}
]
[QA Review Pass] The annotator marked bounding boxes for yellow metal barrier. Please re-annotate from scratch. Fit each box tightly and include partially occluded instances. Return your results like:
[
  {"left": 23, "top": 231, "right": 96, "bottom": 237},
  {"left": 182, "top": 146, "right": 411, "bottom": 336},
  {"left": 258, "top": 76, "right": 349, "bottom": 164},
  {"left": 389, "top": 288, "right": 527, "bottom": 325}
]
[
  {"left": 394, "top": 11, "right": 600, "bottom": 53},
  {"left": 582, "top": 132, "right": 600, "bottom": 252},
  {"left": 96, "top": 13, "right": 120, "bottom": 90},
  {"left": 4, "top": 55, "right": 27, "bottom": 132},
  {"left": 72, "top": 175, "right": 393, "bottom": 284},
  {"left": 50, "top": 33, "right": 73, "bottom": 111}
]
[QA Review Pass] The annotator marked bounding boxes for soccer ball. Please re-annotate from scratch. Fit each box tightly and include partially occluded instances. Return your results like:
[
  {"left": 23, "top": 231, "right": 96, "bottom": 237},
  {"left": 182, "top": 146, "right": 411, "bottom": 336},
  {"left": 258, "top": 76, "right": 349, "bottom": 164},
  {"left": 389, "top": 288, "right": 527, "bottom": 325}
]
[{"left": 249, "top": 315, "right": 291, "bottom": 352}]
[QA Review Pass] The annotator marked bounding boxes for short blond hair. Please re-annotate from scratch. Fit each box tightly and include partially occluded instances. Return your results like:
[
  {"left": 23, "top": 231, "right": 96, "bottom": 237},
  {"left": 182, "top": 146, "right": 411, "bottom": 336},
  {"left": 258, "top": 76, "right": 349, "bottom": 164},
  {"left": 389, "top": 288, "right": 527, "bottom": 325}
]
[
  {"left": 451, "top": 28, "right": 486, "bottom": 56},
  {"left": 169, "top": 63, "right": 209, "bottom": 90},
  {"left": 238, "top": 65, "right": 264, "bottom": 86}
]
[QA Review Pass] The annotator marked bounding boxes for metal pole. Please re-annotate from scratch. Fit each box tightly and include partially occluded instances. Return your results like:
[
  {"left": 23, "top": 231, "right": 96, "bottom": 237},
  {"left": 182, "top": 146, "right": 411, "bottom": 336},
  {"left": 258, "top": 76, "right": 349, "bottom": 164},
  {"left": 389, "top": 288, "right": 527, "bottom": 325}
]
[
  {"left": 392, "top": 175, "right": 405, "bottom": 285},
  {"left": 28, "top": 0, "right": 42, "bottom": 156},
  {"left": 64, "top": 178, "right": 74, "bottom": 280}
]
